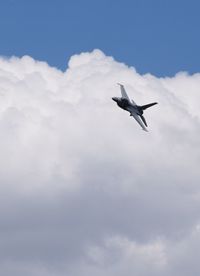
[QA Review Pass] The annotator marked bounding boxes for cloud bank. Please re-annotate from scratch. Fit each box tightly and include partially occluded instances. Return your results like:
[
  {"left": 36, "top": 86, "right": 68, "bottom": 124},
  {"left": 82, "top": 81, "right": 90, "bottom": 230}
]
[{"left": 0, "top": 49, "right": 200, "bottom": 275}]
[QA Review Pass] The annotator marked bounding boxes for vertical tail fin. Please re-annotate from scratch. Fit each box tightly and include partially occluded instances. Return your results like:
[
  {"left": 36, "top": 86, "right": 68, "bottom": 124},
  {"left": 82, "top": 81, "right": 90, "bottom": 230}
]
[{"left": 140, "top": 102, "right": 158, "bottom": 110}]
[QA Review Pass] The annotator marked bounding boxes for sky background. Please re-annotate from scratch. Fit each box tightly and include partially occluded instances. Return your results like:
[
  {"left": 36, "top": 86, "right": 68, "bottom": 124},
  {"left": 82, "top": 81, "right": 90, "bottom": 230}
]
[{"left": 0, "top": 0, "right": 200, "bottom": 76}]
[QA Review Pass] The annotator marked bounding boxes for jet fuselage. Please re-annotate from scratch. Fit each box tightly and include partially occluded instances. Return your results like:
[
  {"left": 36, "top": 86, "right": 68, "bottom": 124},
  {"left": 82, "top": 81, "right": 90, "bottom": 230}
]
[
  {"left": 112, "top": 83, "right": 157, "bottom": 131},
  {"left": 112, "top": 97, "right": 143, "bottom": 116}
]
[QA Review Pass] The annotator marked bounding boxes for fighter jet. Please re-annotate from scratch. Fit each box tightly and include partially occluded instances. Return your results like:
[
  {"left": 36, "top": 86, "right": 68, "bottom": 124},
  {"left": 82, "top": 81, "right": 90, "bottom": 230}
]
[{"left": 112, "top": 84, "right": 157, "bottom": 131}]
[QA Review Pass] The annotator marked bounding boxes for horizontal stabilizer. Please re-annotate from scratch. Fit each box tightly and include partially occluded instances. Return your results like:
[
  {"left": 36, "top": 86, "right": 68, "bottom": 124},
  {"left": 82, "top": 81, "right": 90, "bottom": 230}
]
[{"left": 140, "top": 102, "right": 158, "bottom": 110}]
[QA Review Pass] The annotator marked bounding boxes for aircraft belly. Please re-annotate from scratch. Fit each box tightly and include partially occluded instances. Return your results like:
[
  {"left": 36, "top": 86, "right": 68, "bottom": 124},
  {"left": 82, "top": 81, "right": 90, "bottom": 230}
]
[{"left": 127, "top": 106, "right": 137, "bottom": 113}]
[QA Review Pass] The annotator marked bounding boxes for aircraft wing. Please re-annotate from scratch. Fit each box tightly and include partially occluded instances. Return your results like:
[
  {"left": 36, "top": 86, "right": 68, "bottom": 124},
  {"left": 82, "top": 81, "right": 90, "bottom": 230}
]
[
  {"left": 131, "top": 112, "right": 148, "bottom": 132},
  {"left": 117, "top": 83, "right": 131, "bottom": 101},
  {"left": 118, "top": 83, "right": 137, "bottom": 106}
]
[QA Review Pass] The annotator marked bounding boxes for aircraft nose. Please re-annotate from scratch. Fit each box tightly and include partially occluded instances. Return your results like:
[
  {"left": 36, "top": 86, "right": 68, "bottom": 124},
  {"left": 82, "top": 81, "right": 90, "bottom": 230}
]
[{"left": 112, "top": 97, "right": 118, "bottom": 102}]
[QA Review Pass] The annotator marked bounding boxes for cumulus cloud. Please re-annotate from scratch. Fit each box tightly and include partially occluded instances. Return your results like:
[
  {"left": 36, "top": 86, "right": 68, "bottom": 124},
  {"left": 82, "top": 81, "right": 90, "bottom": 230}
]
[{"left": 0, "top": 49, "right": 200, "bottom": 275}]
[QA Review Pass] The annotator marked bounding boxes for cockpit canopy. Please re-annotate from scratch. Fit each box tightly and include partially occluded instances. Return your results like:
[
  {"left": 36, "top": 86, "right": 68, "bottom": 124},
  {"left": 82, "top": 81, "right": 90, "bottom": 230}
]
[{"left": 112, "top": 97, "right": 130, "bottom": 109}]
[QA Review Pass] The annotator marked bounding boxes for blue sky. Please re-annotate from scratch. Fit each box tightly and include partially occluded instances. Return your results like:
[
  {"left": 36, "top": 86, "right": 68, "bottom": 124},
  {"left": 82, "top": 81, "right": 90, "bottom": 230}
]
[{"left": 0, "top": 0, "right": 200, "bottom": 76}]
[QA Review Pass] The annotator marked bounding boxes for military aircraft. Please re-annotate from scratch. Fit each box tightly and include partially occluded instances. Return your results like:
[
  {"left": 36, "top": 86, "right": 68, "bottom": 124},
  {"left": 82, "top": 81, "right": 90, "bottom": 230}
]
[{"left": 112, "top": 83, "right": 157, "bottom": 131}]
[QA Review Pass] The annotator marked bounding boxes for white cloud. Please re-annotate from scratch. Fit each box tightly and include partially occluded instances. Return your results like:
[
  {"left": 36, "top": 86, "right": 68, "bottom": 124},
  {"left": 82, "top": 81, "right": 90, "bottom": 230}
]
[{"left": 0, "top": 49, "right": 200, "bottom": 275}]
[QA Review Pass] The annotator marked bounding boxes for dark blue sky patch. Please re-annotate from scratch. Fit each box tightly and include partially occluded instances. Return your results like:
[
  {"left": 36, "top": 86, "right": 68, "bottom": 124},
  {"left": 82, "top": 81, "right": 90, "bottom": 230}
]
[{"left": 0, "top": 0, "right": 200, "bottom": 76}]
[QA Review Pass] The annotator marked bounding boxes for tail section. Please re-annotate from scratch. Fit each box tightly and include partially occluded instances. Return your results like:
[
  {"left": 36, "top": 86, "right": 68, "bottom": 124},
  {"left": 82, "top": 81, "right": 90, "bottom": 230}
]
[{"left": 140, "top": 102, "right": 158, "bottom": 111}]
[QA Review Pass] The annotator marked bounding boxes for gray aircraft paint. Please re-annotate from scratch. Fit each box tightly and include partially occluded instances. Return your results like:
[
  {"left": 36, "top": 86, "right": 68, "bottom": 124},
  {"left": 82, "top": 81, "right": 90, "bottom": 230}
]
[{"left": 112, "top": 84, "right": 157, "bottom": 131}]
